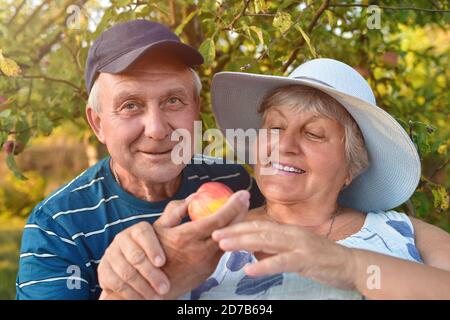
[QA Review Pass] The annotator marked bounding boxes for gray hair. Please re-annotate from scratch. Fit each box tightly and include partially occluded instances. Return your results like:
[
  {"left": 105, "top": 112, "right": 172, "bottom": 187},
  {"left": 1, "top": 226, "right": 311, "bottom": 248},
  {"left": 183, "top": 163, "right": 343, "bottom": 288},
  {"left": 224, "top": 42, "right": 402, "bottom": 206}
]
[
  {"left": 87, "top": 68, "right": 202, "bottom": 113},
  {"left": 259, "top": 85, "right": 370, "bottom": 181}
]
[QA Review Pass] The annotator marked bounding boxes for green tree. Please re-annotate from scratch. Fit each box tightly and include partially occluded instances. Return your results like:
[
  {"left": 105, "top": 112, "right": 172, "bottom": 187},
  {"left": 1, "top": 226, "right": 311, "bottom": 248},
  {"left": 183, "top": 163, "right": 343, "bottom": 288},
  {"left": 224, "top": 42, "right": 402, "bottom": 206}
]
[{"left": 0, "top": 0, "right": 449, "bottom": 229}]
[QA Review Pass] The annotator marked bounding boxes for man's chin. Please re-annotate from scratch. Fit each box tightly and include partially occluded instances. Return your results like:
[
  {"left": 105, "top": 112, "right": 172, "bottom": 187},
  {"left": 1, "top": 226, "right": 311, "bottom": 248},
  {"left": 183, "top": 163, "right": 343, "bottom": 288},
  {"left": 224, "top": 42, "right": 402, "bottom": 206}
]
[{"left": 136, "top": 162, "right": 186, "bottom": 184}]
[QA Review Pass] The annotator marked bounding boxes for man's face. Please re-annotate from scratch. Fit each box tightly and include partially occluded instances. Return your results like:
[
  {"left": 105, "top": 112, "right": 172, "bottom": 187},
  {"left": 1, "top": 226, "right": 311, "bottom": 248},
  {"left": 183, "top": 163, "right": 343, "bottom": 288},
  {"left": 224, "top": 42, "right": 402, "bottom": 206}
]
[{"left": 88, "top": 53, "right": 200, "bottom": 184}]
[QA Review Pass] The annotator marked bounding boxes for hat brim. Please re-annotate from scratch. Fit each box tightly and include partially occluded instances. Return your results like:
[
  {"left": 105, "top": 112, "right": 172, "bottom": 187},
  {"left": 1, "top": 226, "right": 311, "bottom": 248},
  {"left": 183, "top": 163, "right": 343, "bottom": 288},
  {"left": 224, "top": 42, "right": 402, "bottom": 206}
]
[
  {"left": 211, "top": 72, "right": 421, "bottom": 213},
  {"left": 93, "top": 40, "right": 203, "bottom": 82}
]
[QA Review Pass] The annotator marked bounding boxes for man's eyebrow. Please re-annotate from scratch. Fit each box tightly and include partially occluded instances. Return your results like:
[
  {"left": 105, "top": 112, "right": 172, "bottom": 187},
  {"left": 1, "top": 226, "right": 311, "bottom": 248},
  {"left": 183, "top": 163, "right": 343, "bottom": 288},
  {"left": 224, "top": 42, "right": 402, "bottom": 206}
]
[
  {"left": 112, "top": 91, "right": 143, "bottom": 106},
  {"left": 162, "top": 87, "right": 189, "bottom": 97}
]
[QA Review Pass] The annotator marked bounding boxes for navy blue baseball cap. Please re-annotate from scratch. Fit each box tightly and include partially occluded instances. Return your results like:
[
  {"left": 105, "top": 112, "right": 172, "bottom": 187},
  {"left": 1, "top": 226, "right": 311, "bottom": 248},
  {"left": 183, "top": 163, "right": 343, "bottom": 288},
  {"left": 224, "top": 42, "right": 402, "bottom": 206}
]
[{"left": 85, "top": 20, "right": 204, "bottom": 94}]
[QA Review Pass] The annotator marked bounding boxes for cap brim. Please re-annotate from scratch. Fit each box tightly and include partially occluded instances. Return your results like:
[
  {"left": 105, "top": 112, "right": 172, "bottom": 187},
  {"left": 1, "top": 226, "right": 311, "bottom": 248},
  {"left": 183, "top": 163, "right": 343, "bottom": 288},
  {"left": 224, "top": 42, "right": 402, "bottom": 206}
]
[
  {"left": 98, "top": 40, "right": 203, "bottom": 75},
  {"left": 211, "top": 72, "right": 421, "bottom": 213}
]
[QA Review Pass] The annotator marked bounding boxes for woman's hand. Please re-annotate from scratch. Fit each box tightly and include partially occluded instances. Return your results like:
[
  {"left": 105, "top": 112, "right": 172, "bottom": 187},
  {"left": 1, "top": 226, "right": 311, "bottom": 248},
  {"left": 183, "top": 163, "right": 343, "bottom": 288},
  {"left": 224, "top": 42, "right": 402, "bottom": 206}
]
[{"left": 212, "top": 220, "right": 358, "bottom": 291}]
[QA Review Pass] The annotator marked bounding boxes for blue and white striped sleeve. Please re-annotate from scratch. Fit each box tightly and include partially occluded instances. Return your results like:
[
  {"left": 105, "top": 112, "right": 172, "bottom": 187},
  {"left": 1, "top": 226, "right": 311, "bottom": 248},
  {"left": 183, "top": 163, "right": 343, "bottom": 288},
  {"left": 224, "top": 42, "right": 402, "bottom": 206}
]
[{"left": 16, "top": 207, "right": 95, "bottom": 300}]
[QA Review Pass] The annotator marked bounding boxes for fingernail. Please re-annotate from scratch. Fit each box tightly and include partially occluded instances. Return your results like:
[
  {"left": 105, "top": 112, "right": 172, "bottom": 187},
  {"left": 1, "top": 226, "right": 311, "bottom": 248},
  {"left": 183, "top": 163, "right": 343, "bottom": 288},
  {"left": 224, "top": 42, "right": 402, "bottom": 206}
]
[
  {"left": 158, "top": 282, "right": 169, "bottom": 295},
  {"left": 154, "top": 255, "right": 164, "bottom": 267},
  {"left": 153, "top": 295, "right": 163, "bottom": 300},
  {"left": 238, "top": 192, "right": 250, "bottom": 205},
  {"left": 212, "top": 230, "right": 223, "bottom": 239}
]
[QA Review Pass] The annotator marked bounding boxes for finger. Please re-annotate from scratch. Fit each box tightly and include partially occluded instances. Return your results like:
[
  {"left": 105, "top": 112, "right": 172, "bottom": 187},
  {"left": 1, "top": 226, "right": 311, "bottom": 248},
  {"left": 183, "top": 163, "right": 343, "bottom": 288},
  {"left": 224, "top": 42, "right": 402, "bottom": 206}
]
[
  {"left": 120, "top": 233, "right": 170, "bottom": 296},
  {"left": 155, "top": 200, "right": 188, "bottom": 228},
  {"left": 178, "top": 190, "right": 250, "bottom": 239},
  {"left": 217, "top": 231, "right": 293, "bottom": 254},
  {"left": 98, "top": 259, "right": 147, "bottom": 300},
  {"left": 108, "top": 242, "right": 162, "bottom": 300},
  {"left": 129, "top": 222, "right": 166, "bottom": 267},
  {"left": 99, "top": 290, "right": 126, "bottom": 300},
  {"left": 244, "top": 252, "right": 302, "bottom": 277},
  {"left": 212, "top": 220, "right": 278, "bottom": 241}
]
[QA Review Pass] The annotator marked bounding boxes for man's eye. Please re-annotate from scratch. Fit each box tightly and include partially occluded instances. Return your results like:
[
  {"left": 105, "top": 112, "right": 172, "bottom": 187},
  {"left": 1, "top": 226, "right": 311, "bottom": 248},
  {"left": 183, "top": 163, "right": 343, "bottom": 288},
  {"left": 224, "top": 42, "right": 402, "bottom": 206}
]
[
  {"left": 167, "top": 97, "right": 181, "bottom": 104},
  {"left": 122, "top": 102, "right": 140, "bottom": 111}
]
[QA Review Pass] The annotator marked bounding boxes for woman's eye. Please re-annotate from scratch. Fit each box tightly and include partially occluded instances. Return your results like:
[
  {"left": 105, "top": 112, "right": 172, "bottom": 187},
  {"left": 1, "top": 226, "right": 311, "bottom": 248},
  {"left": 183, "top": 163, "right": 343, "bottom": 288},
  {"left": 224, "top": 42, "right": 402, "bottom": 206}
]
[{"left": 306, "top": 131, "right": 322, "bottom": 139}]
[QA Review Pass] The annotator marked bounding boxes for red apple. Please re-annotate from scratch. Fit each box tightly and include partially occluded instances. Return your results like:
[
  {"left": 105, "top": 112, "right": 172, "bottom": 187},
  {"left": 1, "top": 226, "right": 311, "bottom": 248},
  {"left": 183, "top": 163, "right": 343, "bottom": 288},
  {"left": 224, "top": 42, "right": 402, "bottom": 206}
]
[
  {"left": 3, "top": 140, "right": 24, "bottom": 155},
  {"left": 188, "top": 182, "right": 234, "bottom": 221}
]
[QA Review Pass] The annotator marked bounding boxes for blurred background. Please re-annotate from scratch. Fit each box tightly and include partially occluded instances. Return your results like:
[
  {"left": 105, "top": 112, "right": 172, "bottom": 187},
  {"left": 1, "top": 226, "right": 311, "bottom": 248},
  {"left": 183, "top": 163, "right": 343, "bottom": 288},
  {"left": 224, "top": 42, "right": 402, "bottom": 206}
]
[{"left": 0, "top": 0, "right": 449, "bottom": 299}]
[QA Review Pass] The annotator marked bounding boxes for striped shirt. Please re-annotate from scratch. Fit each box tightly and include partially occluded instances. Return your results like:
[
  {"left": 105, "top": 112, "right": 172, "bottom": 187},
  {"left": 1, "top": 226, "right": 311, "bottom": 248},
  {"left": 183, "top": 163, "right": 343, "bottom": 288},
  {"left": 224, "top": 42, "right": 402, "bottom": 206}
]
[{"left": 16, "top": 156, "right": 264, "bottom": 300}]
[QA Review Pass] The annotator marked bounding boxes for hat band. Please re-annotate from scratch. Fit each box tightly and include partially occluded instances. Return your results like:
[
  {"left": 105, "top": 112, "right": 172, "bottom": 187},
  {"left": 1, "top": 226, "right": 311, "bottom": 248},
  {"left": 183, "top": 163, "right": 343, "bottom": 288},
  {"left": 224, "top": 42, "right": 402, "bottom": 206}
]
[{"left": 292, "top": 76, "right": 334, "bottom": 88}]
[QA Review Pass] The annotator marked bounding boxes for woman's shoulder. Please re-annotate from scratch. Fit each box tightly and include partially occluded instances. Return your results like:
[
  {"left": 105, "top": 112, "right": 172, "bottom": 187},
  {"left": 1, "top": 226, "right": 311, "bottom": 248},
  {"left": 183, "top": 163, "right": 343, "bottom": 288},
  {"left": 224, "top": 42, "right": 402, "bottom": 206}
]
[
  {"left": 366, "top": 210, "right": 415, "bottom": 238},
  {"left": 338, "top": 209, "right": 423, "bottom": 263}
]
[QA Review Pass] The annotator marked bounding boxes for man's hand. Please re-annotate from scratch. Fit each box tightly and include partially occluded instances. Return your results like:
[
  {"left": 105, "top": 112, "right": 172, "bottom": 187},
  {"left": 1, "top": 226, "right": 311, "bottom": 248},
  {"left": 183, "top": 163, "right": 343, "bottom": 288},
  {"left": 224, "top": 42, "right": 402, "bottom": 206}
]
[
  {"left": 153, "top": 190, "right": 250, "bottom": 299},
  {"left": 98, "top": 221, "right": 170, "bottom": 300},
  {"left": 98, "top": 190, "right": 250, "bottom": 300}
]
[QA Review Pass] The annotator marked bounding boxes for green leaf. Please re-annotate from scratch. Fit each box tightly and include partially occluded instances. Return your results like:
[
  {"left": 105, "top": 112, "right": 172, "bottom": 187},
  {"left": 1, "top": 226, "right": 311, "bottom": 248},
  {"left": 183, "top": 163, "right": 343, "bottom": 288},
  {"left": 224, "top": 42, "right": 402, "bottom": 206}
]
[
  {"left": 37, "top": 115, "right": 53, "bottom": 136},
  {"left": 199, "top": 38, "right": 216, "bottom": 66},
  {"left": 431, "top": 186, "right": 449, "bottom": 211},
  {"left": 6, "top": 154, "right": 27, "bottom": 180},
  {"left": 254, "top": 0, "right": 267, "bottom": 14},
  {"left": 0, "top": 109, "right": 11, "bottom": 118},
  {"left": 175, "top": 10, "right": 199, "bottom": 35},
  {"left": 15, "top": 118, "right": 31, "bottom": 146},
  {"left": 0, "top": 131, "right": 7, "bottom": 147},
  {"left": 326, "top": 10, "right": 334, "bottom": 26},
  {"left": 250, "top": 26, "right": 264, "bottom": 45},
  {"left": 273, "top": 12, "right": 292, "bottom": 34},
  {"left": 112, "top": 0, "right": 129, "bottom": 6},
  {"left": 295, "top": 25, "right": 317, "bottom": 58}
]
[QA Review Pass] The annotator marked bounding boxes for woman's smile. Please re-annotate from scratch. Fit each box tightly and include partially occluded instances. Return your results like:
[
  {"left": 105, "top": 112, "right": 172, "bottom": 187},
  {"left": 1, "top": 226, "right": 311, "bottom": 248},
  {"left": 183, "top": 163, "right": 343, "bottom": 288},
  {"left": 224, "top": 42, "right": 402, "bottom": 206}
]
[{"left": 267, "top": 161, "right": 306, "bottom": 176}]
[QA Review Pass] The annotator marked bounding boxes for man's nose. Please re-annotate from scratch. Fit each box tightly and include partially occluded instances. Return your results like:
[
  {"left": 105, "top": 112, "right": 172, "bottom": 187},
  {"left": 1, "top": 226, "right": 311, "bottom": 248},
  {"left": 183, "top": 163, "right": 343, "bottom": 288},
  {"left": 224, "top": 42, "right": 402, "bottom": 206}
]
[{"left": 143, "top": 106, "right": 172, "bottom": 140}]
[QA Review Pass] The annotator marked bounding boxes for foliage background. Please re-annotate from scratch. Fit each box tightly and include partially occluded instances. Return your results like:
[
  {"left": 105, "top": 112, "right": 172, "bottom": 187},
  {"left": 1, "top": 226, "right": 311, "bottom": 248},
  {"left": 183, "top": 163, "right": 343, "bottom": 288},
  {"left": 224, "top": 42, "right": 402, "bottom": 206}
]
[{"left": 0, "top": 0, "right": 449, "bottom": 299}]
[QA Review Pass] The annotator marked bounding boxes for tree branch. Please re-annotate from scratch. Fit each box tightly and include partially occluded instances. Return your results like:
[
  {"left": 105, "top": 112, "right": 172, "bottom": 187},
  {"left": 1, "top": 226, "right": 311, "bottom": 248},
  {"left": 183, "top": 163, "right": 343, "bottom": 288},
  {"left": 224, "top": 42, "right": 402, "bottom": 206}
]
[
  {"left": 13, "top": 0, "right": 52, "bottom": 37},
  {"left": 6, "top": 0, "right": 27, "bottom": 27},
  {"left": 329, "top": 3, "right": 450, "bottom": 13},
  {"left": 20, "top": 75, "right": 82, "bottom": 92},
  {"left": 225, "top": 0, "right": 251, "bottom": 31},
  {"left": 282, "top": 0, "right": 330, "bottom": 73}
]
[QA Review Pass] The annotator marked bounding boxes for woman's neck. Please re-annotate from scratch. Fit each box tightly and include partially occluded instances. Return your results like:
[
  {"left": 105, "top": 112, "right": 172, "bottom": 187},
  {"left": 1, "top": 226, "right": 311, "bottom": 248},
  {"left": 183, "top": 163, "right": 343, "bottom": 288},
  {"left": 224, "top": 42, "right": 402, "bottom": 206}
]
[{"left": 263, "top": 200, "right": 339, "bottom": 228}]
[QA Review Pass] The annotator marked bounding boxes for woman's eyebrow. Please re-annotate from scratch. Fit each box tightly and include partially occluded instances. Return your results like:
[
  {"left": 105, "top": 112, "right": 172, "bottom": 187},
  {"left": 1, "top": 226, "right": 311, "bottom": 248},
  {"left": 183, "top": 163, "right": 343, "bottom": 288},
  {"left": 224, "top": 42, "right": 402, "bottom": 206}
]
[{"left": 267, "top": 107, "right": 286, "bottom": 118}]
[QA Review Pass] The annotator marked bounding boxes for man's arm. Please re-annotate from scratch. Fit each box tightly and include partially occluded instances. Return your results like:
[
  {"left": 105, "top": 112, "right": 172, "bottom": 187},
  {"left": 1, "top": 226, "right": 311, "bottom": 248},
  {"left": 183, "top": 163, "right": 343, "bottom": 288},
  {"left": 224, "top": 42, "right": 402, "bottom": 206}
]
[{"left": 16, "top": 209, "right": 93, "bottom": 299}]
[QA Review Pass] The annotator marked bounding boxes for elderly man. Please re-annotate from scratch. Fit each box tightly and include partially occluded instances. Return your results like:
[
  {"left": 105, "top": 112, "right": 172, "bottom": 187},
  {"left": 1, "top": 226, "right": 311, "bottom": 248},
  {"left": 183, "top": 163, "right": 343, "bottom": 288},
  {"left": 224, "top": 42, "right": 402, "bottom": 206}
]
[{"left": 16, "top": 20, "right": 264, "bottom": 300}]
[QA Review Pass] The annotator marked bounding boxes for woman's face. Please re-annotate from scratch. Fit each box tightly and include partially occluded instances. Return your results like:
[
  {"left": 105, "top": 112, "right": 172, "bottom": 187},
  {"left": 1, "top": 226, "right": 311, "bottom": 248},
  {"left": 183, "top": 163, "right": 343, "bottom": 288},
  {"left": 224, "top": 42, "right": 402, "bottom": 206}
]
[{"left": 255, "top": 105, "right": 351, "bottom": 205}]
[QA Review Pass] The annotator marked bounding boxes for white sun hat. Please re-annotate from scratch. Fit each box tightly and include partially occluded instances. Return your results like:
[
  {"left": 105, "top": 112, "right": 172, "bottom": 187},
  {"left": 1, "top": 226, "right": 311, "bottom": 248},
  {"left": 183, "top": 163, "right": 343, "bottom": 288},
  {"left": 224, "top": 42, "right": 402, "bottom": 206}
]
[{"left": 211, "top": 58, "right": 421, "bottom": 213}]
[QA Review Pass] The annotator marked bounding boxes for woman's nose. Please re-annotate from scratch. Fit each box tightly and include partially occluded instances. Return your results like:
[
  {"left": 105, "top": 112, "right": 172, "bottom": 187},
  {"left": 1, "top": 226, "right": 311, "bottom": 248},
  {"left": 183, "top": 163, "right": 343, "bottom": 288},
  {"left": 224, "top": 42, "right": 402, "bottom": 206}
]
[
  {"left": 278, "top": 129, "right": 302, "bottom": 155},
  {"left": 143, "top": 106, "right": 172, "bottom": 140}
]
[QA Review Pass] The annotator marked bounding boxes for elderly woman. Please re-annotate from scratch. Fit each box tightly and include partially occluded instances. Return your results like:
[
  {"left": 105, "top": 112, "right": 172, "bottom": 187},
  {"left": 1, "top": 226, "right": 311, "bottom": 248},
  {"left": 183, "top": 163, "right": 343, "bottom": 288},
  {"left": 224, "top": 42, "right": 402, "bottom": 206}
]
[{"left": 186, "top": 58, "right": 450, "bottom": 299}]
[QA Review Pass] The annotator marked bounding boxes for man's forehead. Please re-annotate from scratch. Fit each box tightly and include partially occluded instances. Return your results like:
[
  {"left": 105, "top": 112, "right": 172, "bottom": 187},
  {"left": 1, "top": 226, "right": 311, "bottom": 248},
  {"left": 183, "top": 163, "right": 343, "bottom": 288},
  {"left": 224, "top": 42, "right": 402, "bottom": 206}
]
[{"left": 98, "top": 65, "right": 191, "bottom": 88}]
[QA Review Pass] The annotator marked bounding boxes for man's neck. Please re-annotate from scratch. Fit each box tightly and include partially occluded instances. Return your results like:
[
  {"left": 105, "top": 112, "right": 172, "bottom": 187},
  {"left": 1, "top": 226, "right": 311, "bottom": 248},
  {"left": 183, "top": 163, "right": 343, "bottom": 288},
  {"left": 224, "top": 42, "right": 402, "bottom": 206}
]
[{"left": 110, "top": 158, "right": 182, "bottom": 202}]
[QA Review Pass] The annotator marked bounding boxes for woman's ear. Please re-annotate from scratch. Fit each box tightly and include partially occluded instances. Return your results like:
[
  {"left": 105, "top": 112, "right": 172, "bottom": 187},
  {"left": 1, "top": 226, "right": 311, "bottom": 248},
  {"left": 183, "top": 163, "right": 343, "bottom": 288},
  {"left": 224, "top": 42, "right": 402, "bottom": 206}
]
[
  {"left": 86, "top": 106, "right": 106, "bottom": 144},
  {"left": 343, "top": 175, "right": 352, "bottom": 189}
]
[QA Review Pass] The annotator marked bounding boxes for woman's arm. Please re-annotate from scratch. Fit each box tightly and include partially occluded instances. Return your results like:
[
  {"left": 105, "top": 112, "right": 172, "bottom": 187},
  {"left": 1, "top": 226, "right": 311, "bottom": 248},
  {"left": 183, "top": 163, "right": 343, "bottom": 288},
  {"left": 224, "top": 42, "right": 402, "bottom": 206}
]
[
  {"left": 352, "top": 248, "right": 450, "bottom": 299},
  {"left": 212, "top": 220, "right": 450, "bottom": 300},
  {"left": 411, "top": 217, "right": 450, "bottom": 271}
]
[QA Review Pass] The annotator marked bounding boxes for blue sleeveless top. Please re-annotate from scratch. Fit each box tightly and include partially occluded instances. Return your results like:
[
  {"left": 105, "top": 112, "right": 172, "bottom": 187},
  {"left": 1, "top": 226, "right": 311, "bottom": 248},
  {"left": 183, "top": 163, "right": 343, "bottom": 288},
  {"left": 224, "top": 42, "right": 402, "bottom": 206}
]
[{"left": 184, "top": 210, "right": 423, "bottom": 300}]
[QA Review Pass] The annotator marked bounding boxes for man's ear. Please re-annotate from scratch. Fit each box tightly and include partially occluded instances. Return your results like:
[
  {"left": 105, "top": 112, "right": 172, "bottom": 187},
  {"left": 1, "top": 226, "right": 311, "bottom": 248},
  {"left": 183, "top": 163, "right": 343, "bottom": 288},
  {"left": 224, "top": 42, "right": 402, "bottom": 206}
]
[
  {"left": 194, "top": 96, "right": 201, "bottom": 118},
  {"left": 86, "top": 106, "right": 106, "bottom": 144}
]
